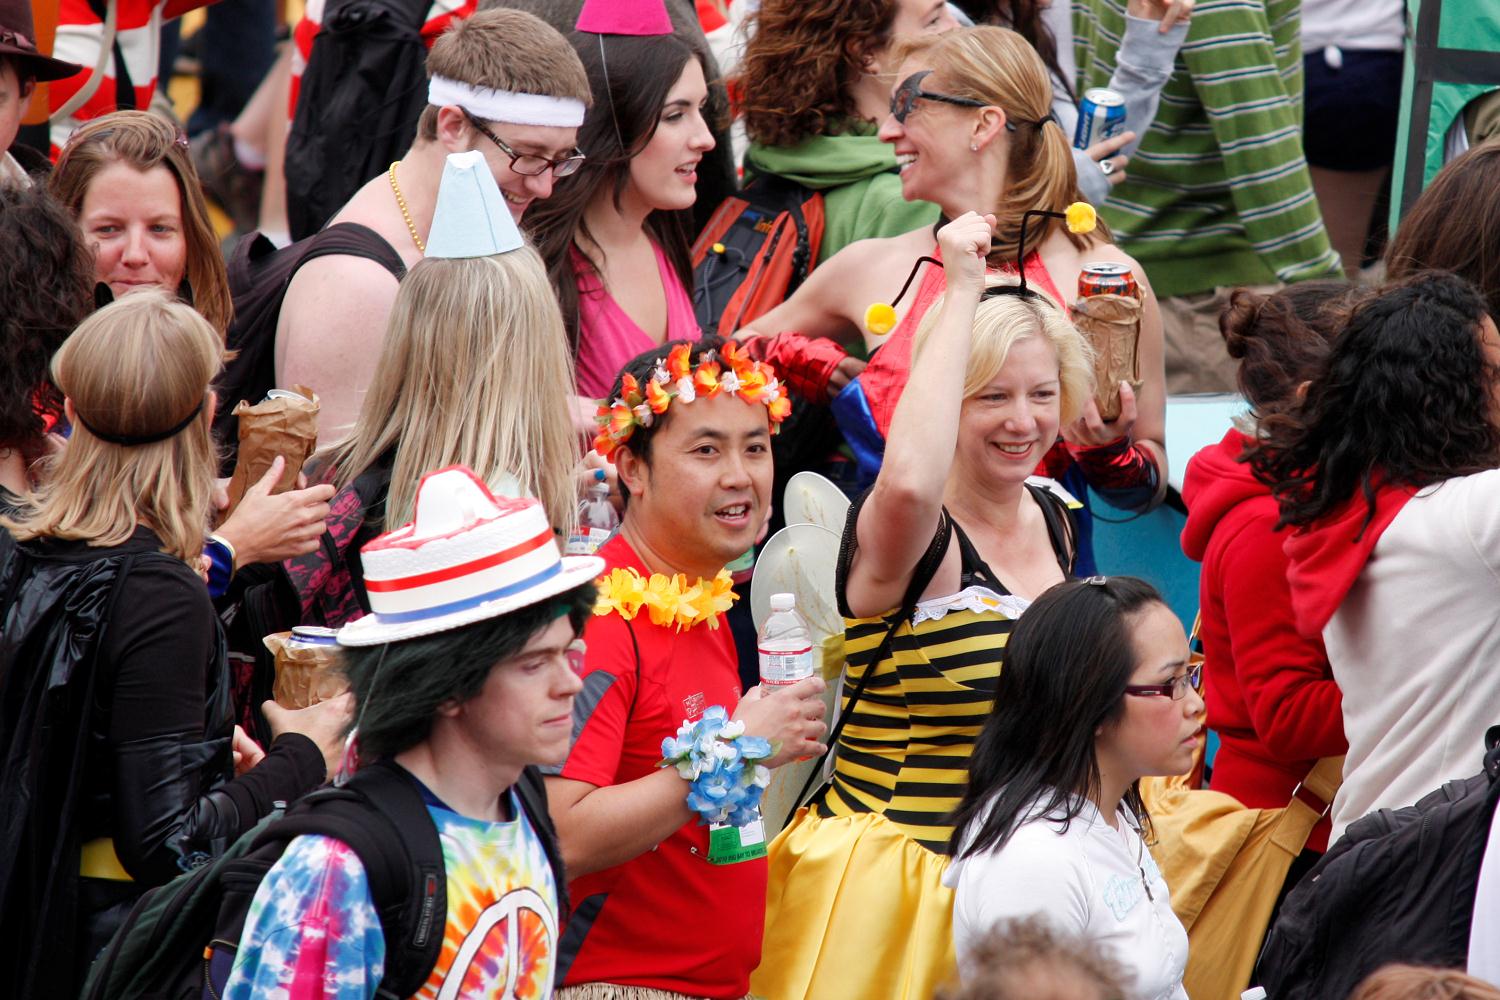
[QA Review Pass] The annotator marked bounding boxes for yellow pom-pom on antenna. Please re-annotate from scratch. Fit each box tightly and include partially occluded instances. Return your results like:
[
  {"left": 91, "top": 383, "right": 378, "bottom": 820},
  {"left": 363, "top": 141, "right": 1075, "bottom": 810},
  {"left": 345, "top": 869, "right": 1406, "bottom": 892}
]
[
  {"left": 864, "top": 302, "right": 898, "bottom": 336},
  {"left": 712, "top": 242, "right": 726, "bottom": 254},
  {"left": 1065, "top": 201, "right": 1097, "bottom": 234}
]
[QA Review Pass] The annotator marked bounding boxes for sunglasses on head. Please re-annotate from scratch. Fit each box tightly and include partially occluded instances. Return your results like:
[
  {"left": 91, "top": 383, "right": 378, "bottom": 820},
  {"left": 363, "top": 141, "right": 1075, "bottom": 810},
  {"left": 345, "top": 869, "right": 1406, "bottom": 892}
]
[{"left": 889, "top": 70, "right": 998, "bottom": 126}]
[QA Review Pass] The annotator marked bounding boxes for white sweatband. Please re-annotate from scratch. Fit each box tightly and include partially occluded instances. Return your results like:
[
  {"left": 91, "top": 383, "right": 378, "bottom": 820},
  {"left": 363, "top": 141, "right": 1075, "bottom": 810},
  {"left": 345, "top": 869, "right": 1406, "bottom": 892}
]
[{"left": 427, "top": 75, "right": 587, "bottom": 128}]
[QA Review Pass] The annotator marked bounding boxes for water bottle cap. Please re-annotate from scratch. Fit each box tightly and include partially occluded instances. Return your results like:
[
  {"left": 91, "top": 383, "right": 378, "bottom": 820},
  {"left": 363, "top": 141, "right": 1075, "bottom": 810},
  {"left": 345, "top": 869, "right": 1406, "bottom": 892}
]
[{"left": 770, "top": 593, "right": 796, "bottom": 612}]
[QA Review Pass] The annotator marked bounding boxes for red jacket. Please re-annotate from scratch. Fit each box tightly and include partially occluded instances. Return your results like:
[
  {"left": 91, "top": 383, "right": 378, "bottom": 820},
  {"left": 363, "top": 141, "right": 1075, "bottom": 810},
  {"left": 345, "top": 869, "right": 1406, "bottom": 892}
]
[{"left": 1180, "top": 429, "right": 1346, "bottom": 851}]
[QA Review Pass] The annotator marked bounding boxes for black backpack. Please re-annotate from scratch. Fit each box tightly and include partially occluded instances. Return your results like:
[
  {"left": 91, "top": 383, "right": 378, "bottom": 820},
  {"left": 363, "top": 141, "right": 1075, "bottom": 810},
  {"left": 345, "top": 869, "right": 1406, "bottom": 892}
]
[
  {"left": 214, "top": 223, "right": 406, "bottom": 472},
  {"left": 1255, "top": 727, "right": 1500, "bottom": 999},
  {"left": 285, "top": 0, "right": 432, "bottom": 241},
  {"left": 82, "top": 761, "right": 566, "bottom": 1000}
]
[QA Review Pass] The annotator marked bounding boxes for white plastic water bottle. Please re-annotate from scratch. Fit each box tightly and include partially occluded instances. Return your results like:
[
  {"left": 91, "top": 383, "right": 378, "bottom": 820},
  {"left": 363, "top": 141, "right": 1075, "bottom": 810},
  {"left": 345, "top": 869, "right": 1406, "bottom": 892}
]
[
  {"left": 566, "top": 475, "right": 618, "bottom": 556},
  {"left": 1241, "top": 988, "right": 1268, "bottom": 1000},
  {"left": 759, "top": 593, "right": 814, "bottom": 687}
]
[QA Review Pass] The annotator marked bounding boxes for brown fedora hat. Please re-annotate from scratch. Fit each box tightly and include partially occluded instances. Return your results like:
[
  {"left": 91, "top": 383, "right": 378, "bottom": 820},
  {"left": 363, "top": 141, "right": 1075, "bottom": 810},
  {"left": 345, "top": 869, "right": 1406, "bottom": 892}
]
[{"left": 0, "top": 0, "right": 83, "bottom": 83}]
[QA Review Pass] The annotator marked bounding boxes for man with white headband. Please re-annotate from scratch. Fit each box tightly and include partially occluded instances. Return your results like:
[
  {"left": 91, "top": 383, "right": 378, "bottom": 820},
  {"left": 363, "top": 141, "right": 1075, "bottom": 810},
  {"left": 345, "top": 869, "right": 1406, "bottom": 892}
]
[{"left": 274, "top": 8, "right": 592, "bottom": 435}]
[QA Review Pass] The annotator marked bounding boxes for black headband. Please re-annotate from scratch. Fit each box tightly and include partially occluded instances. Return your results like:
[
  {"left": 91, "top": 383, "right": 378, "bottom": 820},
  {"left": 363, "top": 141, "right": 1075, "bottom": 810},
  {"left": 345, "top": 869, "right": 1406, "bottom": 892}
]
[{"left": 77, "top": 398, "right": 205, "bottom": 447}]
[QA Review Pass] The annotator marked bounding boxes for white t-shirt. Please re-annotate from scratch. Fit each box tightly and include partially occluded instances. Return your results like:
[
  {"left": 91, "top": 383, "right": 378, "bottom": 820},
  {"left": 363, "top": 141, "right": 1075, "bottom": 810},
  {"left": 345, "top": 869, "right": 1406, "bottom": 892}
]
[
  {"left": 1302, "top": 0, "right": 1406, "bottom": 53},
  {"left": 944, "top": 796, "right": 1189, "bottom": 1000},
  {"left": 1327, "top": 469, "right": 1500, "bottom": 841}
]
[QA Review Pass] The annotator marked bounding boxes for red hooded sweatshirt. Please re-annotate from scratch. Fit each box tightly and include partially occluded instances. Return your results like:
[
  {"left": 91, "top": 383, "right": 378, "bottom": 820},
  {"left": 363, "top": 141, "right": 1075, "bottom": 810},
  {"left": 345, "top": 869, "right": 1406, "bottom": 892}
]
[{"left": 1180, "top": 429, "right": 1347, "bottom": 851}]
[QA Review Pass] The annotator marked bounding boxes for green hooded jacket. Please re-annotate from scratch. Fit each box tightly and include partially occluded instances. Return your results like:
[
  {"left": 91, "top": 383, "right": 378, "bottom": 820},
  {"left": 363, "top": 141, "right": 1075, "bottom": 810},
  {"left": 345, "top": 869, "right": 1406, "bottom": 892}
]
[{"left": 745, "top": 120, "right": 940, "bottom": 264}]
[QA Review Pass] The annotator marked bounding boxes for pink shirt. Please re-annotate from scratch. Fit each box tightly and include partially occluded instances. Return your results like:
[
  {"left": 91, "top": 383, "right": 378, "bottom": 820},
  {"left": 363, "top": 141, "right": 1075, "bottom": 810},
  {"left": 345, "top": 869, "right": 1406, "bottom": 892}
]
[{"left": 573, "top": 242, "right": 700, "bottom": 399}]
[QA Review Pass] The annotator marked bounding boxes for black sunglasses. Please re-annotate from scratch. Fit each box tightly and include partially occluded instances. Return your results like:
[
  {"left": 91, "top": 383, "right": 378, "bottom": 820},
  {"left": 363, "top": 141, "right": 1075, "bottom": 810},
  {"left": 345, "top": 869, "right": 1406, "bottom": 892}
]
[
  {"left": 890, "top": 70, "right": 998, "bottom": 126},
  {"left": 462, "top": 109, "right": 586, "bottom": 177}
]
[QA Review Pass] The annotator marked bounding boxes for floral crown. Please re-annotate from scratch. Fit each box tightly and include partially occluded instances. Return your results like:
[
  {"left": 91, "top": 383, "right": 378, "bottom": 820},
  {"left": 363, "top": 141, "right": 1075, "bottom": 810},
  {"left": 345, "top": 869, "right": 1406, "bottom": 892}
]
[{"left": 593, "top": 341, "right": 791, "bottom": 459}]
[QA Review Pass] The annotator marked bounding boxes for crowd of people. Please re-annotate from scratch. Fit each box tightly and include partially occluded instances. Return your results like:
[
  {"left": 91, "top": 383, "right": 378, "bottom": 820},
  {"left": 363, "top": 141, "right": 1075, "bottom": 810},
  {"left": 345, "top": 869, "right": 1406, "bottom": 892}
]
[{"left": 1, "top": 0, "right": 1498, "bottom": 998}]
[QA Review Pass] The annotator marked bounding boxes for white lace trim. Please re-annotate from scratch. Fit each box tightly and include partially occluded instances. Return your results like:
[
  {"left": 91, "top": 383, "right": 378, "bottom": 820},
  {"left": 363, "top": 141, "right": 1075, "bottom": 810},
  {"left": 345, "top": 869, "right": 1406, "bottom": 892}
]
[{"left": 912, "top": 585, "right": 1029, "bottom": 625}]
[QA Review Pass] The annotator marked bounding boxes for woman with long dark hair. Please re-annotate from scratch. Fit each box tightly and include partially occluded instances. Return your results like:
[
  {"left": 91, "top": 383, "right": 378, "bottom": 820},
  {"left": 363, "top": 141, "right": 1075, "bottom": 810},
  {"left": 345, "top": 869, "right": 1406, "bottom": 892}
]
[
  {"left": 1248, "top": 270, "right": 1500, "bottom": 843},
  {"left": 525, "top": 26, "right": 714, "bottom": 399},
  {"left": 945, "top": 576, "right": 1200, "bottom": 999}
]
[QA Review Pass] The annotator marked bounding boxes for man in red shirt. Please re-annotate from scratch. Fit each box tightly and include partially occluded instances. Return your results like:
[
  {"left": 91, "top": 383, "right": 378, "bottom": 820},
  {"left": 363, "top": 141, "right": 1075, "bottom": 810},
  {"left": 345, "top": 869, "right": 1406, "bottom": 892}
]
[{"left": 546, "top": 337, "right": 828, "bottom": 999}]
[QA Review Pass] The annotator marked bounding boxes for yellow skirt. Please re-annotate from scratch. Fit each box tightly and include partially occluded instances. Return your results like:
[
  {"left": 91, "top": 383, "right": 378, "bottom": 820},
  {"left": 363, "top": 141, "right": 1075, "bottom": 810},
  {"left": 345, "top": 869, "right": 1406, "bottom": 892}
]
[{"left": 751, "top": 807, "right": 957, "bottom": 1000}]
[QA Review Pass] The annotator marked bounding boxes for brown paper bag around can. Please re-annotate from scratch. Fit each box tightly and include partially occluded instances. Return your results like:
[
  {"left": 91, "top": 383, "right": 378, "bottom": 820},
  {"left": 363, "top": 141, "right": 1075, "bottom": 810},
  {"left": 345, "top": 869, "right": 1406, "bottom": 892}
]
[
  {"left": 226, "top": 385, "right": 320, "bottom": 513},
  {"left": 264, "top": 631, "right": 349, "bottom": 709},
  {"left": 1072, "top": 294, "right": 1144, "bottom": 422}
]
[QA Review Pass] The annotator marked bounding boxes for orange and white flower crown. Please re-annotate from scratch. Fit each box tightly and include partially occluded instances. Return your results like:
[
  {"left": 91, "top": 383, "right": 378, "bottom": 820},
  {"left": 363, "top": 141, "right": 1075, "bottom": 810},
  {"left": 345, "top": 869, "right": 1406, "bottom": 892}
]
[{"left": 593, "top": 342, "right": 792, "bottom": 459}]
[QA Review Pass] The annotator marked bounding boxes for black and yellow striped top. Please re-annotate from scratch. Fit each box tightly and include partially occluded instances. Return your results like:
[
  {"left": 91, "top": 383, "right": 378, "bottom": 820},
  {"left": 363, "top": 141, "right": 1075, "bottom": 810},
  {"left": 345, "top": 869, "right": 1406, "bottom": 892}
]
[{"left": 820, "top": 482, "right": 1076, "bottom": 853}]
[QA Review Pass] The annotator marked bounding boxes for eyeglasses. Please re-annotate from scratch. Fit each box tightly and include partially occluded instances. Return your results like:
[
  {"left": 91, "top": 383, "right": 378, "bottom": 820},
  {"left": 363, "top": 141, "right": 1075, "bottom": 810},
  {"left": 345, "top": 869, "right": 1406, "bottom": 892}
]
[
  {"left": 890, "top": 70, "right": 998, "bottom": 126},
  {"left": 462, "top": 110, "right": 586, "bottom": 177},
  {"left": 1123, "top": 663, "right": 1203, "bottom": 701}
]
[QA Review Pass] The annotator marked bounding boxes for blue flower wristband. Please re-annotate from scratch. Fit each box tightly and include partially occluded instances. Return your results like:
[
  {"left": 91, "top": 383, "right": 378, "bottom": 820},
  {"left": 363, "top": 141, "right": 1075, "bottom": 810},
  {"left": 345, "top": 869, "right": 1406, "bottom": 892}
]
[{"left": 659, "top": 705, "right": 774, "bottom": 827}]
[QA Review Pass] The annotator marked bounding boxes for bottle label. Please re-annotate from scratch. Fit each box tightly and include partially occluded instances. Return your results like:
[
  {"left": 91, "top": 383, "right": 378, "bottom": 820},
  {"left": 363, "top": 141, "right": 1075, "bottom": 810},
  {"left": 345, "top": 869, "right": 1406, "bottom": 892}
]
[
  {"left": 564, "top": 527, "right": 611, "bottom": 556},
  {"left": 759, "top": 646, "right": 814, "bottom": 686}
]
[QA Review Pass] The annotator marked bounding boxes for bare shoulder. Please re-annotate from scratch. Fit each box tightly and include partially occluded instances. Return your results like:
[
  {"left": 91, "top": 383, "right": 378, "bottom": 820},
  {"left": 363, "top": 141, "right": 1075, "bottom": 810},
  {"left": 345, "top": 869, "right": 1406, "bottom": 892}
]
[{"left": 281, "top": 254, "right": 403, "bottom": 334}]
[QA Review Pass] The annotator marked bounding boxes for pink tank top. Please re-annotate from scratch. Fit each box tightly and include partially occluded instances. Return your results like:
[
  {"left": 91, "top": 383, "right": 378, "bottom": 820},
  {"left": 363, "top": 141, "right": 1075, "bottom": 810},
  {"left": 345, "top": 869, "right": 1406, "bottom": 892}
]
[
  {"left": 861, "top": 246, "right": 1064, "bottom": 436},
  {"left": 573, "top": 241, "right": 700, "bottom": 399}
]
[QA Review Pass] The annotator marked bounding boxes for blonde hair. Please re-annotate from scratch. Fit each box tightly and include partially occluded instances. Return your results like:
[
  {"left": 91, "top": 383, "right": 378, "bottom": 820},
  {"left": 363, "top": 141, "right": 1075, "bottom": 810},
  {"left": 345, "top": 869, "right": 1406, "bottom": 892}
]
[
  {"left": 898, "top": 27, "right": 1105, "bottom": 262},
  {"left": 914, "top": 279, "right": 1094, "bottom": 425},
  {"left": 318, "top": 248, "right": 581, "bottom": 533},
  {"left": 417, "top": 9, "right": 592, "bottom": 140},
  {"left": 4, "top": 291, "right": 223, "bottom": 563},
  {"left": 49, "top": 111, "right": 234, "bottom": 338}
]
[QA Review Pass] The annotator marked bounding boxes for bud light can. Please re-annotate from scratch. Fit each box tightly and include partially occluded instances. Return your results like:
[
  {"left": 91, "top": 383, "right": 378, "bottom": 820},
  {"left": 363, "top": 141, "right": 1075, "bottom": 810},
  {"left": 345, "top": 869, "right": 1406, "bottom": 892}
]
[
  {"left": 1078, "top": 261, "right": 1140, "bottom": 301},
  {"left": 1074, "top": 88, "right": 1126, "bottom": 150}
]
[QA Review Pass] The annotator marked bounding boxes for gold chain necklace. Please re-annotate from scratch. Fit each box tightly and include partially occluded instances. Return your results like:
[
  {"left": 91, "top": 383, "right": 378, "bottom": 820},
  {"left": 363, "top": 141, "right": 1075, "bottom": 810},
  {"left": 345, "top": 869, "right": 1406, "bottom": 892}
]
[{"left": 387, "top": 161, "right": 425, "bottom": 254}]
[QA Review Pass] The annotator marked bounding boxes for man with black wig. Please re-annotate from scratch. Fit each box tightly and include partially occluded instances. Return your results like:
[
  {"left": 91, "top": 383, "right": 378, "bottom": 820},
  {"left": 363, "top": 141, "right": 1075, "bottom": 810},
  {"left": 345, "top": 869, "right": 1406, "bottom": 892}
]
[{"left": 225, "top": 465, "right": 602, "bottom": 996}]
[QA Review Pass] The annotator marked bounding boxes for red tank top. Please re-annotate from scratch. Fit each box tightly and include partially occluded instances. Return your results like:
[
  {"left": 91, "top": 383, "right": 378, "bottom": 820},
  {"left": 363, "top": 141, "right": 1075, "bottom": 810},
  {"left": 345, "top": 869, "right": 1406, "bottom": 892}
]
[{"left": 861, "top": 247, "right": 1065, "bottom": 437}]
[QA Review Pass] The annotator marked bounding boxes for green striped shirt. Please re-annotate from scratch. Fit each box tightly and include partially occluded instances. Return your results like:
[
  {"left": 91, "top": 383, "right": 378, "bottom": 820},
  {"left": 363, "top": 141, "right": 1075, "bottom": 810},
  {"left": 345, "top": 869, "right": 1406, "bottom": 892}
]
[{"left": 1073, "top": 0, "right": 1343, "bottom": 297}]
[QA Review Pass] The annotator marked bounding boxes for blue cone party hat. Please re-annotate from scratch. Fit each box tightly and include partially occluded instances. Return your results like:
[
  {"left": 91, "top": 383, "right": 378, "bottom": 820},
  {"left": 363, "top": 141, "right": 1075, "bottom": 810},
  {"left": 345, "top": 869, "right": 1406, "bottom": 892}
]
[{"left": 424, "top": 150, "right": 525, "bottom": 259}]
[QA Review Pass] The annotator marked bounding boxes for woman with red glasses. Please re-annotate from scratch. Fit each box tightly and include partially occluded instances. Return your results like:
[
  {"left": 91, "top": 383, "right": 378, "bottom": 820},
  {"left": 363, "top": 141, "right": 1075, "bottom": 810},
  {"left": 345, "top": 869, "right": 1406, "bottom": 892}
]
[
  {"left": 739, "top": 25, "right": 1169, "bottom": 573},
  {"left": 946, "top": 575, "right": 1201, "bottom": 1000}
]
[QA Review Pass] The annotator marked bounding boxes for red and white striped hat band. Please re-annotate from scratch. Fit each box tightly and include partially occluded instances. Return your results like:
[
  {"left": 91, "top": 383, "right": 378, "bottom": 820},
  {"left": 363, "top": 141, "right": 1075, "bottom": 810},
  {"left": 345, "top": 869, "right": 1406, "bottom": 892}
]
[{"left": 337, "top": 465, "right": 604, "bottom": 646}]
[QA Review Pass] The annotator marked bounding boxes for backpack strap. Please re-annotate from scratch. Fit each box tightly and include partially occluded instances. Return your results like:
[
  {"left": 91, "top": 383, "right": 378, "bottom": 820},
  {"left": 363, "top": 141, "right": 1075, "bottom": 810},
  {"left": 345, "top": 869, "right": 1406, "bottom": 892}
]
[
  {"left": 297, "top": 223, "right": 408, "bottom": 281},
  {"left": 255, "top": 761, "right": 444, "bottom": 997},
  {"left": 514, "top": 767, "right": 569, "bottom": 921},
  {"left": 794, "top": 489, "right": 953, "bottom": 808}
]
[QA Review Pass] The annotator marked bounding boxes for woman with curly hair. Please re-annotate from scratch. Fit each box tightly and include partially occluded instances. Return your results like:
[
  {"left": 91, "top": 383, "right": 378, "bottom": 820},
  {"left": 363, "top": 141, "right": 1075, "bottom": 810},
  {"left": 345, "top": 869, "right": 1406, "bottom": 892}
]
[
  {"left": 0, "top": 185, "right": 93, "bottom": 512},
  {"left": 737, "top": 0, "right": 957, "bottom": 261},
  {"left": 49, "top": 110, "right": 234, "bottom": 338},
  {"left": 1248, "top": 270, "right": 1500, "bottom": 844}
]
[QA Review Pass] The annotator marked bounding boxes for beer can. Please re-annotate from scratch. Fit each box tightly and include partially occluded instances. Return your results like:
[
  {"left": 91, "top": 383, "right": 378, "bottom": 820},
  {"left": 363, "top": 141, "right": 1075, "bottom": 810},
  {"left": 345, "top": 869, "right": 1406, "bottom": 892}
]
[
  {"left": 1074, "top": 88, "right": 1127, "bottom": 150},
  {"left": 287, "top": 625, "right": 341, "bottom": 650},
  {"left": 263, "top": 388, "right": 304, "bottom": 402},
  {"left": 1078, "top": 261, "right": 1140, "bottom": 301}
]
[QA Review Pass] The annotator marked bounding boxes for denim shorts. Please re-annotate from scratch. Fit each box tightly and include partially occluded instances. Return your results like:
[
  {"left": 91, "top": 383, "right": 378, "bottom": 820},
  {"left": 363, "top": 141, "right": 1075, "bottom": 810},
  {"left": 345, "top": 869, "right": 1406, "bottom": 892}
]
[{"left": 1302, "top": 47, "right": 1405, "bottom": 171}]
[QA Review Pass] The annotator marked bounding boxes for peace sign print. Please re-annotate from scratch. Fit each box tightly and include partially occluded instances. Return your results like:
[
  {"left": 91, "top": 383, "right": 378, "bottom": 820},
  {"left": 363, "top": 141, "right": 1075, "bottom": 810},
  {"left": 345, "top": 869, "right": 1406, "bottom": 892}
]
[{"left": 436, "top": 886, "right": 557, "bottom": 999}]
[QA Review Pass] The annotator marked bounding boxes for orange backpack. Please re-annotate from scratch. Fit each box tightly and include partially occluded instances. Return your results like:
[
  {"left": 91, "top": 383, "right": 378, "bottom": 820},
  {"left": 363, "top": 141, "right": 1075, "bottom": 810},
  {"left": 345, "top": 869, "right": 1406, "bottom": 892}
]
[{"left": 691, "top": 175, "right": 825, "bottom": 336}]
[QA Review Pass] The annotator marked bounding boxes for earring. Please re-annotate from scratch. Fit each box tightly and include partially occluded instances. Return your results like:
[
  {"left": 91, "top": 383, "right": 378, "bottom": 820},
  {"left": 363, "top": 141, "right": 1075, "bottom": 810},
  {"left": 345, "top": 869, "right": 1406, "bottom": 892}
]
[{"left": 970, "top": 143, "right": 979, "bottom": 152}]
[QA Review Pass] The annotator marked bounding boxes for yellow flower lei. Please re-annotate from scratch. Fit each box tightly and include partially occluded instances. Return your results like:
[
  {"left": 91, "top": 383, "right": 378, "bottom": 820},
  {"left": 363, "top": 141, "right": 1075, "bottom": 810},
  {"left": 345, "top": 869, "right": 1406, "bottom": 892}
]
[{"left": 593, "top": 567, "right": 738, "bottom": 632}]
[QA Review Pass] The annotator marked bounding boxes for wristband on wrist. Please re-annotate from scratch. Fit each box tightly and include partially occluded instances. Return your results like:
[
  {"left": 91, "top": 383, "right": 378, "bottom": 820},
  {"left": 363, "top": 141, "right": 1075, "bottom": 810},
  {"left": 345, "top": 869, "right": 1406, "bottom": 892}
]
[
  {"left": 659, "top": 705, "right": 774, "bottom": 827},
  {"left": 1070, "top": 437, "right": 1161, "bottom": 512}
]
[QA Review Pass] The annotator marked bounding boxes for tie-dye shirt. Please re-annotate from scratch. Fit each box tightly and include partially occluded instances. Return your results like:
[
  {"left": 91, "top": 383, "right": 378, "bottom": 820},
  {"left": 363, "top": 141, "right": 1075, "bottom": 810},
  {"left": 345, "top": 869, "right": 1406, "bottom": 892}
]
[{"left": 223, "top": 786, "right": 558, "bottom": 999}]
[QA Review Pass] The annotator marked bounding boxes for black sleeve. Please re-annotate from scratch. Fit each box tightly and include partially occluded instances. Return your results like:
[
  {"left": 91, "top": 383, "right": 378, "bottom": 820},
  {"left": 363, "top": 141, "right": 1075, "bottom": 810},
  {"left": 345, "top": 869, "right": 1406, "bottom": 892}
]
[{"left": 105, "top": 557, "right": 327, "bottom": 883}]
